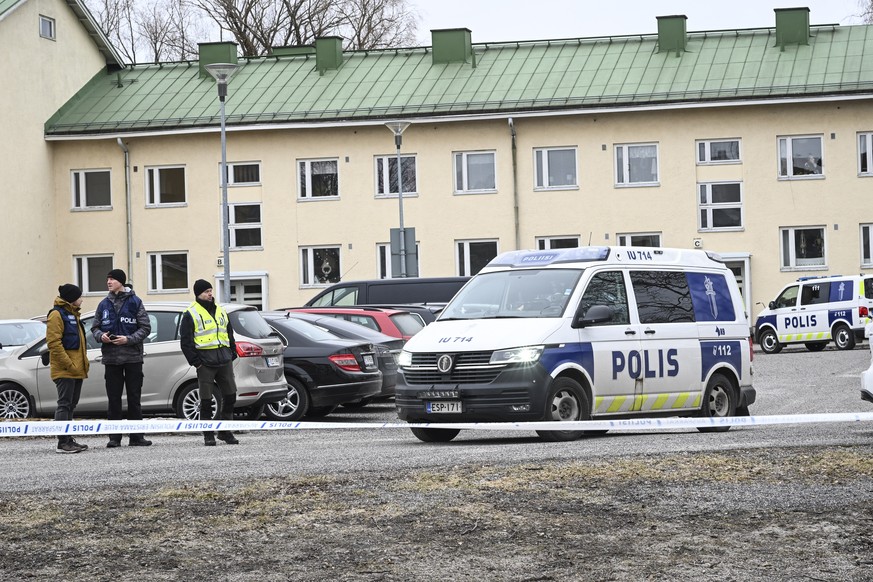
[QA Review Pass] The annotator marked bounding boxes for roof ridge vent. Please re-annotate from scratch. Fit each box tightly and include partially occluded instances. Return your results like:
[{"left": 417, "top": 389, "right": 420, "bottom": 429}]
[
  {"left": 315, "top": 37, "right": 344, "bottom": 74},
  {"left": 271, "top": 45, "right": 316, "bottom": 57},
  {"left": 198, "top": 42, "right": 238, "bottom": 79},
  {"left": 656, "top": 15, "right": 687, "bottom": 56},
  {"left": 431, "top": 28, "right": 475, "bottom": 66},
  {"left": 775, "top": 7, "right": 810, "bottom": 49}
]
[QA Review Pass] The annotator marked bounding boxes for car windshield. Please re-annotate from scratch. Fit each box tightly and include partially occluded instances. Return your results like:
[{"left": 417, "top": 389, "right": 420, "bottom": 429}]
[
  {"left": 440, "top": 269, "right": 582, "bottom": 320},
  {"left": 229, "top": 309, "right": 274, "bottom": 339},
  {"left": 0, "top": 321, "right": 46, "bottom": 347}
]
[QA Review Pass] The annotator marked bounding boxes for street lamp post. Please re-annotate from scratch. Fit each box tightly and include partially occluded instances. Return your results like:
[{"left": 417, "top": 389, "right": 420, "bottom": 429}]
[
  {"left": 205, "top": 62, "right": 240, "bottom": 302},
  {"left": 385, "top": 121, "right": 411, "bottom": 277}
]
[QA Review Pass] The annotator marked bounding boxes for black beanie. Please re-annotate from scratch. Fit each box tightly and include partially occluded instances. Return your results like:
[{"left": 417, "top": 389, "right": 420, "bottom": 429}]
[
  {"left": 58, "top": 284, "right": 82, "bottom": 303},
  {"left": 193, "top": 279, "right": 213, "bottom": 296},
  {"left": 107, "top": 269, "right": 127, "bottom": 285}
]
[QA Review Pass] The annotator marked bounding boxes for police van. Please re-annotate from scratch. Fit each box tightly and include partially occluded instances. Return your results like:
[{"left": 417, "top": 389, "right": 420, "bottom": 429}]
[
  {"left": 394, "top": 246, "right": 755, "bottom": 443},
  {"left": 754, "top": 274, "right": 873, "bottom": 354}
]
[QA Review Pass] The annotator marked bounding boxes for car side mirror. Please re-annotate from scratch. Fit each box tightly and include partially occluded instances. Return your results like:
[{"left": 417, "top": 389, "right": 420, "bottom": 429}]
[
  {"left": 41, "top": 352, "right": 50, "bottom": 366},
  {"left": 768, "top": 301, "right": 776, "bottom": 310},
  {"left": 574, "top": 304, "right": 612, "bottom": 328}
]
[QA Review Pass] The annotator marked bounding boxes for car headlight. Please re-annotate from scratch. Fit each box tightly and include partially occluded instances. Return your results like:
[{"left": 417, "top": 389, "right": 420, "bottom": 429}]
[
  {"left": 489, "top": 346, "right": 544, "bottom": 365},
  {"left": 398, "top": 350, "right": 412, "bottom": 367}
]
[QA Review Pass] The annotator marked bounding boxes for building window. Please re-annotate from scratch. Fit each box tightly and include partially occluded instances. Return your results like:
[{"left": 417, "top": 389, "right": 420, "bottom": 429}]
[
  {"left": 146, "top": 166, "right": 186, "bottom": 206},
  {"left": 456, "top": 239, "right": 498, "bottom": 276},
  {"left": 298, "top": 159, "right": 338, "bottom": 199},
  {"left": 301, "top": 246, "right": 340, "bottom": 286},
  {"left": 536, "top": 236, "right": 579, "bottom": 250},
  {"left": 859, "top": 133, "right": 873, "bottom": 175},
  {"left": 534, "top": 147, "right": 577, "bottom": 189},
  {"left": 615, "top": 143, "right": 658, "bottom": 186},
  {"left": 780, "top": 227, "right": 826, "bottom": 269},
  {"left": 696, "top": 139, "right": 741, "bottom": 164},
  {"left": 375, "top": 155, "right": 417, "bottom": 197},
  {"left": 861, "top": 225, "right": 873, "bottom": 267},
  {"left": 39, "top": 16, "right": 55, "bottom": 40},
  {"left": 454, "top": 151, "right": 496, "bottom": 193},
  {"left": 229, "top": 204, "right": 262, "bottom": 249},
  {"left": 698, "top": 182, "right": 743, "bottom": 231},
  {"left": 75, "top": 255, "right": 114, "bottom": 294},
  {"left": 377, "top": 242, "right": 421, "bottom": 279},
  {"left": 778, "top": 136, "right": 823, "bottom": 178},
  {"left": 71, "top": 169, "right": 111, "bottom": 209},
  {"left": 148, "top": 252, "right": 188, "bottom": 292},
  {"left": 617, "top": 233, "right": 661, "bottom": 247},
  {"left": 225, "top": 162, "right": 260, "bottom": 186}
]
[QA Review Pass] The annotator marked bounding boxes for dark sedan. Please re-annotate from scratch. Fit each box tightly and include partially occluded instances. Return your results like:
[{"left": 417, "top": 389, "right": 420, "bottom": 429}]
[
  {"left": 283, "top": 311, "right": 401, "bottom": 402},
  {"left": 261, "top": 312, "right": 382, "bottom": 421}
]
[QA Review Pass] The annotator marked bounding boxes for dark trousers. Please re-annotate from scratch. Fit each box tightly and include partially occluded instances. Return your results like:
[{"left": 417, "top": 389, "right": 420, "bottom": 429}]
[
  {"left": 104, "top": 363, "right": 144, "bottom": 441},
  {"left": 196, "top": 362, "right": 237, "bottom": 401},
  {"left": 54, "top": 378, "right": 82, "bottom": 444}
]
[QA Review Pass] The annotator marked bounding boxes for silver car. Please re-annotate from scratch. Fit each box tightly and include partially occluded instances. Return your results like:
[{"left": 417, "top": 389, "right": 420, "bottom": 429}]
[{"left": 0, "top": 303, "right": 287, "bottom": 420}]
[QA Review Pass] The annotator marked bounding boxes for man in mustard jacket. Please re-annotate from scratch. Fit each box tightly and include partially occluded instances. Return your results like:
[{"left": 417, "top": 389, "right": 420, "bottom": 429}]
[{"left": 47, "top": 284, "right": 90, "bottom": 453}]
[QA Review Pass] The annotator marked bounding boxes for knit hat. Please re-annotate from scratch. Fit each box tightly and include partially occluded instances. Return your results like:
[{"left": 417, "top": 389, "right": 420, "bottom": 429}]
[
  {"left": 58, "top": 284, "right": 82, "bottom": 303},
  {"left": 193, "top": 279, "right": 213, "bottom": 296},
  {"left": 107, "top": 269, "right": 127, "bottom": 285}
]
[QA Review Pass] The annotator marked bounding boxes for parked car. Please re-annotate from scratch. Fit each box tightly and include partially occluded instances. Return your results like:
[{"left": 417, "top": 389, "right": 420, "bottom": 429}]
[
  {"left": 0, "top": 304, "right": 287, "bottom": 421},
  {"left": 261, "top": 312, "right": 382, "bottom": 421},
  {"left": 282, "top": 310, "right": 402, "bottom": 402},
  {"left": 286, "top": 306, "right": 425, "bottom": 341},
  {"left": 305, "top": 276, "right": 469, "bottom": 307}
]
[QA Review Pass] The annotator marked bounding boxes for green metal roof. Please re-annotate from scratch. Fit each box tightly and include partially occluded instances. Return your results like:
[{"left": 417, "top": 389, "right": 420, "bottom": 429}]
[
  {"left": 0, "top": 0, "right": 24, "bottom": 20},
  {"left": 46, "top": 23, "right": 873, "bottom": 137}
]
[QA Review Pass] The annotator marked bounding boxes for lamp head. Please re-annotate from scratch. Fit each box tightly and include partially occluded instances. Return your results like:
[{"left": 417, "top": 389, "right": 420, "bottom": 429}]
[
  {"left": 206, "top": 63, "right": 240, "bottom": 100},
  {"left": 385, "top": 121, "right": 411, "bottom": 148}
]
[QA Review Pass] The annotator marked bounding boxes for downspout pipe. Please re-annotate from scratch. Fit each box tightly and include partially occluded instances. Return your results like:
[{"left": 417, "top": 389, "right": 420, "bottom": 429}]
[
  {"left": 508, "top": 117, "right": 520, "bottom": 250},
  {"left": 116, "top": 138, "right": 133, "bottom": 282}
]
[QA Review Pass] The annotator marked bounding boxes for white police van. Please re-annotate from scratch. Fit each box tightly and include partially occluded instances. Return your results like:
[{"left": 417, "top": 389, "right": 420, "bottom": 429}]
[
  {"left": 395, "top": 246, "right": 755, "bottom": 443},
  {"left": 754, "top": 274, "right": 873, "bottom": 354}
]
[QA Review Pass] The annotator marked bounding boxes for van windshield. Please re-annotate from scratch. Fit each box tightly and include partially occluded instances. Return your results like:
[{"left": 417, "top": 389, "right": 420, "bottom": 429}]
[{"left": 440, "top": 269, "right": 582, "bottom": 320}]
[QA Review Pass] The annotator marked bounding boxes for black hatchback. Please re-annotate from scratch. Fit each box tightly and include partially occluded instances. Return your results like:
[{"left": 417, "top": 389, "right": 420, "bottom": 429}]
[{"left": 261, "top": 313, "right": 382, "bottom": 421}]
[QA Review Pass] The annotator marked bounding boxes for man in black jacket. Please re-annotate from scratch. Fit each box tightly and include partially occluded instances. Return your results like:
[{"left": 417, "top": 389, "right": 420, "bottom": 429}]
[{"left": 180, "top": 279, "right": 239, "bottom": 446}]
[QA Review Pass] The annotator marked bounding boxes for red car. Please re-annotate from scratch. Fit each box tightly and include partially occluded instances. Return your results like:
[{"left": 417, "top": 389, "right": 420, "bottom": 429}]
[{"left": 286, "top": 307, "right": 424, "bottom": 341}]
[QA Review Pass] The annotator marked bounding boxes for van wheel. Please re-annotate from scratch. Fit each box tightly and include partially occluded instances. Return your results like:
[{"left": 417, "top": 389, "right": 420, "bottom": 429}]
[
  {"left": 536, "top": 377, "right": 589, "bottom": 442},
  {"left": 804, "top": 342, "right": 827, "bottom": 352},
  {"left": 833, "top": 324, "right": 855, "bottom": 351},
  {"left": 759, "top": 329, "right": 782, "bottom": 354},
  {"left": 0, "top": 383, "right": 31, "bottom": 419},
  {"left": 264, "top": 377, "right": 308, "bottom": 421},
  {"left": 410, "top": 427, "right": 461, "bottom": 442},
  {"left": 698, "top": 373, "right": 736, "bottom": 433}
]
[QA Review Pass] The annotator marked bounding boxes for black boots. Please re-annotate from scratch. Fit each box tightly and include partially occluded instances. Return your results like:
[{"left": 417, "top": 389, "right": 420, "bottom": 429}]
[
  {"left": 201, "top": 398, "right": 216, "bottom": 446},
  {"left": 216, "top": 393, "right": 239, "bottom": 445}
]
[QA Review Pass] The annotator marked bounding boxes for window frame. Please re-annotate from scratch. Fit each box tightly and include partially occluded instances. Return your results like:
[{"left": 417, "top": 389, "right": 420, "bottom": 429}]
[
  {"left": 614, "top": 142, "right": 659, "bottom": 187},
  {"left": 536, "top": 236, "right": 580, "bottom": 250},
  {"left": 697, "top": 181, "right": 744, "bottom": 232},
  {"left": 696, "top": 138, "right": 741, "bottom": 165},
  {"left": 224, "top": 162, "right": 261, "bottom": 186},
  {"left": 39, "top": 15, "right": 55, "bottom": 40},
  {"left": 779, "top": 226, "right": 827, "bottom": 271},
  {"left": 453, "top": 150, "right": 497, "bottom": 194},
  {"left": 777, "top": 135, "right": 824, "bottom": 179},
  {"left": 145, "top": 165, "right": 187, "bottom": 207},
  {"left": 147, "top": 251, "right": 189, "bottom": 293},
  {"left": 374, "top": 154, "right": 418, "bottom": 198},
  {"left": 859, "top": 132, "right": 873, "bottom": 176},
  {"left": 297, "top": 158, "right": 339, "bottom": 200},
  {"left": 456, "top": 239, "right": 499, "bottom": 277},
  {"left": 533, "top": 146, "right": 578, "bottom": 190},
  {"left": 74, "top": 255, "right": 114, "bottom": 295},
  {"left": 71, "top": 168, "right": 112, "bottom": 210},
  {"left": 860, "top": 224, "right": 873, "bottom": 268},
  {"left": 228, "top": 203, "right": 262, "bottom": 250},
  {"left": 377, "top": 242, "right": 421, "bottom": 279},
  {"left": 300, "top": 246, "right": 341, "bottom": 287},
  {"left": 616, "top": 233, "right": 662, "bottom": 247}
]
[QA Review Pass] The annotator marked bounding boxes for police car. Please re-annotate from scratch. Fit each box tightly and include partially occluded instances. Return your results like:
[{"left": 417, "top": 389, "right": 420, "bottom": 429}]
[
  {"left": 754, "top": 275, "right": 873, "bottom": 354},
  {"left": 394, "top": 246, "right": 755, "bottom": 443}
]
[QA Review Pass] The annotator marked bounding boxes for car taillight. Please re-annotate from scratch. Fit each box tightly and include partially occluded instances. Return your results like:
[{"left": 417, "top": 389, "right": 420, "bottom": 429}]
[
  {"left": 329, "top": 353, "right": 361, "bottom": 371},
  {"left": 236, "top": 342, "right": 264, "bottom": 357},
  {"left": 748, "top": 337, "right": 754, "bottom": 362}
]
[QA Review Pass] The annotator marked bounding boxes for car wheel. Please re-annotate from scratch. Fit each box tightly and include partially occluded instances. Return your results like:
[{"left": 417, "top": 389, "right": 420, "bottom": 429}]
[
  {"left": 174, "top": 383, "right": 223, "bottom": 420},
  {"left": 233, "top": 404, "right": 264, "bottom": 420},
  {"left": 536, "top": 377, "right": 589, "bottom": 442},
  {"left": 264, "top": 377, "right": 309, "bottom": 421},
  {"left": 0, "top": 383, "right": 31, "bottom": 419},
  {"left": 410, "top": 427, "right": 461, "bottom": 442},
  {"left": 305, "top": 405, "right": 337, "bottom": 418},
  {"left": 833, "top": 324, "right": 856, "bottom": 351},
  {"left": 804, "top": 342, "right": 827, "bottom": 352},
  {"left": 759, "top": 329, "right": 782, "bottom": 354},
  {"left": 698, "top": 372, "right": 737, "bottom": 433},
  {"left": 342, "top": 398, "right": 373, "bottom": 409}
]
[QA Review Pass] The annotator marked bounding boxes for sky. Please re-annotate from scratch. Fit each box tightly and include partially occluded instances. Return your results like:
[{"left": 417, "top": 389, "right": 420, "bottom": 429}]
[{"left": 409, "top": 0, "right": 867, "bottom": 45}]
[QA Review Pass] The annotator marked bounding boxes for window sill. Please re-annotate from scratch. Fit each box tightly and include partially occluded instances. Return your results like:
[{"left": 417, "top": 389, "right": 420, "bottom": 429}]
[
  {"left": 230, "top": 247, "right": 264, "bottom": 252},
  {"left": 777, "top": 175, "right": 825, "bottom": 181},
  {"left": 698, "top": 227, "right": 745, "bottom": 233},
  {"left": 375, "top": 192, "right": 420, "bottom": 199},
  {"left": 614, "top": 182, "right": 660, "bottom": 188},
  {"left": 145, "top": 203, "right": 188, "bottom": 208},
  {"left": 534, "top": 186, "right": 580, "bottom": 192},
  {"left": 71, "top": 206, "right": 113, "bottom": 212},
  {"left": 147, "top": 289, "right": 189, "bottom": 294},
  {"left": 780, "top": 266, "right": 828, "bottom": 272},
  {"left": 228, "top": 183, "right": 262, "bottom": 188},
  {"left": 696, "top": 160, "right": 742, "bottom": 166},
  {"left": 453, "top": 190, "right": 497, "bottom": 196},
  {"left": 298, "top": 196, "right": 340, "bottom": 202}
]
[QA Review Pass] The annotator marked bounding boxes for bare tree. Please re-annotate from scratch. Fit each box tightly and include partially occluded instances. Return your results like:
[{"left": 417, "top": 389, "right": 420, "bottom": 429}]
[
  {"left": 337, "top": 0, "right": 417, "bottom": 50},
  {"left": 88, "top": 0, "right": 140, "bottom": 63},
  {"left": 862, "top": 0, "right": 873, "bottom": 23}
]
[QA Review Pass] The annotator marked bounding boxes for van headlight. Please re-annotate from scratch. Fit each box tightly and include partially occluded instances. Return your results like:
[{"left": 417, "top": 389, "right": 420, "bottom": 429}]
[
  {"left": 490, "top": 346, "right": 544, "bottom": 365},
  {"left": 398, "top": 350, "right": 412, "bottom": 367}
]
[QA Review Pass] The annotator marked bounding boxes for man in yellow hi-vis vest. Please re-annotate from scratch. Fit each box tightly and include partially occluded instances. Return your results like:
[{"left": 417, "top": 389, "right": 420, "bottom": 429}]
[{"left": 180, "top": 279, "right": 240, "bottom": 446}]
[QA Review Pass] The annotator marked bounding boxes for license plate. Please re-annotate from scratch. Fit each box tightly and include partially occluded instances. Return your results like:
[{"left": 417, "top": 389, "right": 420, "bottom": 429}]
[
  {"left": 363, "top": 354, "right": 375, "bottom": 368},
  {"left": 426, "top": 401, "right": 462, "bottom": 414},
  {"left": 265, "top": 356, "right": 280, "bottom": 367}
]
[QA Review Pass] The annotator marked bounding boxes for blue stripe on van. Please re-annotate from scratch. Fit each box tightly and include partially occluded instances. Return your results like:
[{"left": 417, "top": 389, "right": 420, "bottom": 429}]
[
  {"left": 699, "top": 340, "right": 742, "bottom": 382},
  {"left": 541, "top": 343, "right": 594, "bottom": 381}
]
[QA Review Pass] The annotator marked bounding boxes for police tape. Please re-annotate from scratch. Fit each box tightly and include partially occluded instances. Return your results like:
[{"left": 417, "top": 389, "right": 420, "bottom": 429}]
[{"left": 2, "top": 411, "right": 873, "bottom": 438}]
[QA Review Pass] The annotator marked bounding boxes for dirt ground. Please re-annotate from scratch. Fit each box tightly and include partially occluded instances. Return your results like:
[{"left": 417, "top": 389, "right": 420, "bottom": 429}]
[{"left": 3, "top": 444, "right": 873, "bottom": 581}]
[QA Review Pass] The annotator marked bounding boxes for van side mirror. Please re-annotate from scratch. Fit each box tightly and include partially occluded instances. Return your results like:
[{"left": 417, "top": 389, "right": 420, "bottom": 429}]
[
  {"left": 574, "top": 305, "right": 612, "bottom": 328},
  {"left": 768, "top": 301, "right": 776, "bottom": 310}
]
